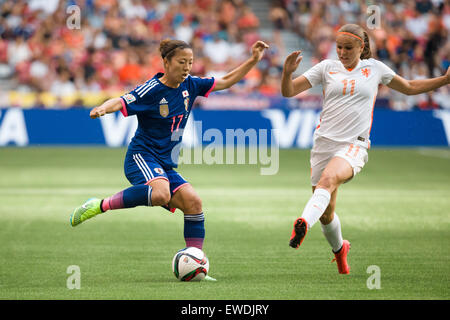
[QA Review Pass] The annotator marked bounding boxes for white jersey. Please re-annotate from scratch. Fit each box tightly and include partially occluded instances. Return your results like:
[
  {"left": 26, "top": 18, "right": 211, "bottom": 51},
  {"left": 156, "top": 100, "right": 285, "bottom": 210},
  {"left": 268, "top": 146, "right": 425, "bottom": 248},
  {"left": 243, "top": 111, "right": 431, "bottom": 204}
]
[{"left": 303, "top": 58, "right": 396, "bottom": 146}]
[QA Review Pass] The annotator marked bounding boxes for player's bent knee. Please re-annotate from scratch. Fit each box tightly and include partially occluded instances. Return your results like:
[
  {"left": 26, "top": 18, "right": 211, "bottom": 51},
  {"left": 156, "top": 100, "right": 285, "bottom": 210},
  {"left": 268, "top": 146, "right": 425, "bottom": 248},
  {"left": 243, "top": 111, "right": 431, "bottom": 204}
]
[
  {"left": 183, "top": 196, "right": 203, "bottom": 214},
  {"left": 189, "top": 196, "right": 203, "bottom": 214},
  {"left": 317, "top": 174, "right": 338, "bottom": 192},
  {"left": 151, "top": 189, "right": 171, "bottom": 206}
]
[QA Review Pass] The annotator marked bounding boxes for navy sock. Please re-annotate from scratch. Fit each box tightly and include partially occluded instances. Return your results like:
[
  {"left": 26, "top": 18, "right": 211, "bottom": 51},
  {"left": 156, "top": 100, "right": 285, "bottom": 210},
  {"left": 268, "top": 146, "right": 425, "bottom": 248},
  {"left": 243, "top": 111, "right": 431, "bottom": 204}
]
[
  {"left": 101, "top": 185, "right": 152, "bottom": 211},
  {"left": 184, "top": 213, "right": 205, "bottom": 249}
]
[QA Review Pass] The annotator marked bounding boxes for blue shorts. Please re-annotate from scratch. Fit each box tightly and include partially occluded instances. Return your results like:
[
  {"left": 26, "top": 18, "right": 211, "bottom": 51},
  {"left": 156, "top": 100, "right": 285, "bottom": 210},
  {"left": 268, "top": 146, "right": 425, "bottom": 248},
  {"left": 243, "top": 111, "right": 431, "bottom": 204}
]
[{"left": 124, "top": 150, "right": 189, "bottom": 197}]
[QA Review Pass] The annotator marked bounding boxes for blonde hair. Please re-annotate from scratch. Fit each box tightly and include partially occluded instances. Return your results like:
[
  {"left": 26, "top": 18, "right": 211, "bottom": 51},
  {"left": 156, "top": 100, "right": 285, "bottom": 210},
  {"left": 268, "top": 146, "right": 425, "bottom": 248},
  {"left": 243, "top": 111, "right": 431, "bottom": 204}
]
[
  {"left": 159, "top": 39, "right": 192, "bottom": 61},
  {"left": 338, "top": 24, "right": 372, "bottom": 60}
]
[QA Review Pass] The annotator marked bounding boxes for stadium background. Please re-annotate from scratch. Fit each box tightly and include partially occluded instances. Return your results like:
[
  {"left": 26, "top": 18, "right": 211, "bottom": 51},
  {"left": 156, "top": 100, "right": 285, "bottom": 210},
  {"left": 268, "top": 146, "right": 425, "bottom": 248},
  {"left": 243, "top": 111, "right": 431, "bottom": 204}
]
[
  {"left": 0, "top": 0, "right": 449, "bottom": 302},
  {"left": 0, "top": 0, "right": 449, "bottom": 147}
]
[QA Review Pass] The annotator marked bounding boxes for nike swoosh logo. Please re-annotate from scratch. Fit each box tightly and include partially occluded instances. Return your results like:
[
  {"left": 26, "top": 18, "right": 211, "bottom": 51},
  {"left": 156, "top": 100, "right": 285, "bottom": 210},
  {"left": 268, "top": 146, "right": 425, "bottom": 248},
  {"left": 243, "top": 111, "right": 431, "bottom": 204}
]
[
  {"left": 313, "top": 204, "right": 322, "bottom": 211},
  {"left": 329, "top": 71, "right": 339, "bottom": 74}
]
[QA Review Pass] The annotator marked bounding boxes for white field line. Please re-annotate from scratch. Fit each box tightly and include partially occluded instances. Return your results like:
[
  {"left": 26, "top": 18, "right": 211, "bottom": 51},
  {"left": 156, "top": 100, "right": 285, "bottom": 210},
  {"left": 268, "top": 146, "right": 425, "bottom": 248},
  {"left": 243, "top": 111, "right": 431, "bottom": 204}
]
[{"left": 416, "top": 148, "right": 450, "bottom": 159}]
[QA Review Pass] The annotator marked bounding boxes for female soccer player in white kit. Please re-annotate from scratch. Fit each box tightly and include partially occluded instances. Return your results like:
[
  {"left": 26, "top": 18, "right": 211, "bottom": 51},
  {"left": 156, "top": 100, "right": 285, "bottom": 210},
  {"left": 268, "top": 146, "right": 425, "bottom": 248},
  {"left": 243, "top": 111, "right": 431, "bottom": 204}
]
[{"left": 282, "top": 24, "right": 450, "bottom": 274}]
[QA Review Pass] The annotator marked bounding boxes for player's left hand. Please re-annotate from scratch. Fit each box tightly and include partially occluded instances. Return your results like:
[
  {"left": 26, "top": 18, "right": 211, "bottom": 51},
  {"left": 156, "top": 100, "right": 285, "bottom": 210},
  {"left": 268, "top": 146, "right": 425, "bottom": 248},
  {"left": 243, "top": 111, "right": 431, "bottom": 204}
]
[{"left": 251, "top": 41, "right": 269, "bottom": 62}]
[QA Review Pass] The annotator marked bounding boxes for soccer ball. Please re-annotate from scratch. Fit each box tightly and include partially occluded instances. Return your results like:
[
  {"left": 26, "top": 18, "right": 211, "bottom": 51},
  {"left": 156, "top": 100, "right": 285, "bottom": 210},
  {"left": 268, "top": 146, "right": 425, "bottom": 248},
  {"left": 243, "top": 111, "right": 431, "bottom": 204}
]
[{"left": 172, "top": 247, "right": 209, "bottom": 281}]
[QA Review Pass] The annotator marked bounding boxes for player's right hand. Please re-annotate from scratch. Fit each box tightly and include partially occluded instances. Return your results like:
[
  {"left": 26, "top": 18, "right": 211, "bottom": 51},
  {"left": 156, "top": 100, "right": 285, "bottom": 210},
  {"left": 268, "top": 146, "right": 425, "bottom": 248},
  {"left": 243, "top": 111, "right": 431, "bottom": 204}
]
[
  {"left": 90, "top": 107, "right": 105, "bottom": 119},
  {"left": 283, "top": 51, "right": 303, "bottom": 75},
  {"left": 251, "top": 40, "right": 270, "bottom": 62}
]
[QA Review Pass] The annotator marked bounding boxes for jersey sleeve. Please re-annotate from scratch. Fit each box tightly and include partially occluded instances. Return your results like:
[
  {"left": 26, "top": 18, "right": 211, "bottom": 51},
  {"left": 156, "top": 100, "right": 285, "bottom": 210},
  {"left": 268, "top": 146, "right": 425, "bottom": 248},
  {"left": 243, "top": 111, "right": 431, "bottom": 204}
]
[
  {"left": 374, "top": 59, "right": 396, "bottom": 85},
  {"left": 119, "top": 82, "right": 157, "bottom": 117},
  {"left": 302, "top": 60, "right": 328, "bottom": 87},
  {"left": 191, "top": 76, "right": 216, "bottom": 97}
]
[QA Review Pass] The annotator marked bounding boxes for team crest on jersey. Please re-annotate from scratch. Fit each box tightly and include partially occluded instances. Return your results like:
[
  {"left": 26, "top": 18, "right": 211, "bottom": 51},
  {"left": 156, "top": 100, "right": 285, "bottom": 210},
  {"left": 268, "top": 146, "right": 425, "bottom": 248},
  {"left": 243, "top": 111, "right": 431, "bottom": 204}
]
[
  {"left": 184, "top": 97, "right": 189, "bottom": 111},
  {"left": 123, "top": 93, "right": 136, "bottom": 104},
  {"left": 159, "top": 97, "right": 169, "bottom": 117},
  {"left": 182, "top": 90, "right": 189, "bottom": 98},
  {"left": 361, "top": 68, "right": 370, "bottom": 78}
]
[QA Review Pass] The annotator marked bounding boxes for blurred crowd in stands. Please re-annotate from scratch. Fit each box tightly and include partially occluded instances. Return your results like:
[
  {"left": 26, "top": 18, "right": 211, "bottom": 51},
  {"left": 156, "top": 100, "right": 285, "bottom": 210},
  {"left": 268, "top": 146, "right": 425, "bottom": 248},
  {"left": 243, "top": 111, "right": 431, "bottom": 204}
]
[
  {"left": 0, "top": 0, "right": 448, "bottom": 110},
  {"left": 274, "top": 0, "right": 450, "bottom": 110}
]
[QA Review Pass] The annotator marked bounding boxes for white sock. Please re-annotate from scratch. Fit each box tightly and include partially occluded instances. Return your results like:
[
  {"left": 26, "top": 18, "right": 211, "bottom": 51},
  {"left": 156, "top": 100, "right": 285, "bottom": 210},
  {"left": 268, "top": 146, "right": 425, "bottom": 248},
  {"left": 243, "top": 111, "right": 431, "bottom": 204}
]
[
  {"left": 301, "top": 188, "right": 331, "bottom": 229},
  {"left": 321, "top": 213, "right": 344, "bottom": 253}
]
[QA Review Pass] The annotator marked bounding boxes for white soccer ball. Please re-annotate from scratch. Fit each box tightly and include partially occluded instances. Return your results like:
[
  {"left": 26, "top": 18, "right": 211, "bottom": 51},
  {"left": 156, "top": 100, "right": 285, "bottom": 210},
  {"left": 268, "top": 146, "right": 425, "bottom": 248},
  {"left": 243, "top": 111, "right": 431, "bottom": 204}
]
[{"left": 172, "top": 247, "right": 209, "bottom": 281}]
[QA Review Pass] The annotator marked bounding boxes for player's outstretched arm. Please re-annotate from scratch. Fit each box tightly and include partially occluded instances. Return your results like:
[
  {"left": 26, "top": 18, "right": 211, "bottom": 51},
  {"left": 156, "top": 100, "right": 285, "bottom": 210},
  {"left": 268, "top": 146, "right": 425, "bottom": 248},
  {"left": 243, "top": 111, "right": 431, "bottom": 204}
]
[
  {"left": 387, "top": 67, "right": 450, "bottom": 96},
  {"left": 213, "top": 40, "right": 269, "bottom": 91},
  {"left": 90, "top": 98, "right": 123, "bottom": 119},
  {"left": 281, "top": 50, "right": 312, "bottom": 97}
]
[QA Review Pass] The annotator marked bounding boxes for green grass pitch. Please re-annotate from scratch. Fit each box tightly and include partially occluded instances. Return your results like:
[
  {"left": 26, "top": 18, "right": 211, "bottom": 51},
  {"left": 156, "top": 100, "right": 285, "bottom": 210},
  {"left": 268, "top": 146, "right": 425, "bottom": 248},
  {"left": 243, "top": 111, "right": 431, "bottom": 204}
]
[{"left": 0, "top": 147, "right": 449, "bottom": 299}]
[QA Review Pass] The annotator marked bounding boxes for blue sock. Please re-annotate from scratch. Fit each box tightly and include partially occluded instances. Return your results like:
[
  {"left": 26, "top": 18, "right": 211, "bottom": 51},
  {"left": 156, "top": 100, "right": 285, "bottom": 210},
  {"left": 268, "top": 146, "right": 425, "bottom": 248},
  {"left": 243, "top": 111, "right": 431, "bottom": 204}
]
[
  {"left": 184, "top": 213, "right": 205, "bottom": 249},
  {"left": 101, "top": 185, "right": 152, "bottom": 211}
]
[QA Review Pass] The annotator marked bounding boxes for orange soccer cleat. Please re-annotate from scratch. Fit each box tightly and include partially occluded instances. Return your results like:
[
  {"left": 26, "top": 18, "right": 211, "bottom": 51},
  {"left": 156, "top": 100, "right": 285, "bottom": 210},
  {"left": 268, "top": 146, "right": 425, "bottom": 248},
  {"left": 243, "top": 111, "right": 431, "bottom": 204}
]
[{"left": 331, "top": 240, "right": 351, "bottom": 274}]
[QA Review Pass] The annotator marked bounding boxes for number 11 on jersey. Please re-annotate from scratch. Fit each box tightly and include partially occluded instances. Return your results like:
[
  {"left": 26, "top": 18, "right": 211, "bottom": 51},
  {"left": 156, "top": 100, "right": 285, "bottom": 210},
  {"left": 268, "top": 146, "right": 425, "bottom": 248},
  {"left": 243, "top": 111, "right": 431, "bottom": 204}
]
[{"left": 342, "top": 79, "right": 356, "bottom": 96}]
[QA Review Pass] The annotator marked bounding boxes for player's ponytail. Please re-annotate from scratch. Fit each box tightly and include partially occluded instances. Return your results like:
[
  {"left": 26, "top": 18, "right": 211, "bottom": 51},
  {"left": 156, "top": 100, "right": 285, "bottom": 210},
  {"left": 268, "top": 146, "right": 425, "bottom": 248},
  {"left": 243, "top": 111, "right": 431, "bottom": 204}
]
[
  {"left": 360, "top": 31, "right": 372, "bottom": 60},
  {"left": 337, "top": 24, "right": 372, "bottom": 60},
  {"left": 159, "top": 39, "right": 192, "bottom": 61}
]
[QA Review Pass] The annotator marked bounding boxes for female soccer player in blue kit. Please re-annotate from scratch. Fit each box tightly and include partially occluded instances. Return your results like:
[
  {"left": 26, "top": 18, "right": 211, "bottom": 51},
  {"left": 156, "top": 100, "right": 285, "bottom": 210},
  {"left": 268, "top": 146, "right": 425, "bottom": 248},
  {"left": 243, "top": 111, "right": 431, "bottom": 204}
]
[{"left": 70, "top": 39, "right": 269, "bottom": 253}]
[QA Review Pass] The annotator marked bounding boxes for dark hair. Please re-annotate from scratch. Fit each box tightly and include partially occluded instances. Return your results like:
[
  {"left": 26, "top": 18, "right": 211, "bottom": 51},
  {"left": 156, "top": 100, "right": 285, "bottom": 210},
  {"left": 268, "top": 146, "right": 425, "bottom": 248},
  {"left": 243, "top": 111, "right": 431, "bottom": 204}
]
[
  {"left": 337, "top": 24, "right": 372, "bottom": 60},
  {"left": 159, "top": 39, "right": 192, "bottom": 61}
]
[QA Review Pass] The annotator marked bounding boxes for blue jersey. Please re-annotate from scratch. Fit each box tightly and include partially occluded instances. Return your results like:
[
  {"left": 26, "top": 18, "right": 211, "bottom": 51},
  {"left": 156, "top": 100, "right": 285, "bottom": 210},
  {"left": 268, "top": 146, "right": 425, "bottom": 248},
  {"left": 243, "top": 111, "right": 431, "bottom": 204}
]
[{"left": 120, "top": 73, "right": 215, "bottom": 169}]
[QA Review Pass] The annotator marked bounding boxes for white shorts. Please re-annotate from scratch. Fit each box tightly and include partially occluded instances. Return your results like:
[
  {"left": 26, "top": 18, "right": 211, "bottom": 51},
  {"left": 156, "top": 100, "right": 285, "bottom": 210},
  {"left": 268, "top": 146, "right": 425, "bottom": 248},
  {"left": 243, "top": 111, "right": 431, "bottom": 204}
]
[{"left": 310, "top": 135, "right": 369, "bottom": 186}]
